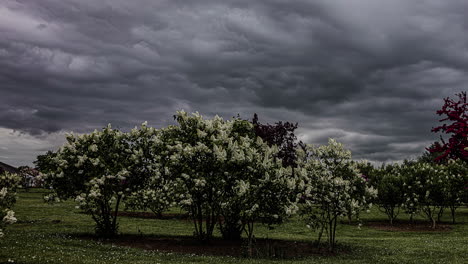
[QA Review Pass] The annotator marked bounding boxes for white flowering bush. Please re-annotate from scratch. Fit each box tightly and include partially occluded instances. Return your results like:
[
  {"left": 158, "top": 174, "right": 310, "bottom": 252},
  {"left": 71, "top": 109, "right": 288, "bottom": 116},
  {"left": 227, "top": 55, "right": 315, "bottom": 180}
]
[
  {"left": 0, "top": 172, "right": 21, "bottom": 209},
  {"left": 219, "top": 136, "right": 298, "bottom": 245},
  {"left": 41, "top": 125, "right": 148, "bottom": 237},
  {"left": 163, "top": 111, "right": 297, "bottom": 244},
  {"left": 0, "top": 172, "right": 21, "bottom": 238},
  {"left": 124, "top": 122, "right": 175, "bottom": 216},
  {"left": 442, "top": 159, "right": 468, "bottom": 223},
  {"left": 214, "top": 120, "right": 297, "bottom": 243},
  {"left": 297, "top": 139, "right": 377, "bottom": 251},
  {"left": 160, "top": 111, "right": 224, "bottom": 240},
  {"left": 230, "top": 163, "right": 298, "bottom": 253},
  {"left": 400, "top": 162, "right": 446, "bottom": 228}
]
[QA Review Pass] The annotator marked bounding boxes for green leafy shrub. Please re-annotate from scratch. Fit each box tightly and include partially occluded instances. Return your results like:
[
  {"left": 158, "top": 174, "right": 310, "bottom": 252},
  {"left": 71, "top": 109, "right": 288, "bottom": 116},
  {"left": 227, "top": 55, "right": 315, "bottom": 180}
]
[{"left": 374, "top": 164, "right": 405, "bottom": 225}]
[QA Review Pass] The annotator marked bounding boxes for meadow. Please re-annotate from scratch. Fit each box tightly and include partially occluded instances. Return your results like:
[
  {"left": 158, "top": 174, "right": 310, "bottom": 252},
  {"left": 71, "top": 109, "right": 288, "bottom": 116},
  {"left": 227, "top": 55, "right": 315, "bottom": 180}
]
[{"left": 1, "top": 189, "right": 467, "bottom": 264}]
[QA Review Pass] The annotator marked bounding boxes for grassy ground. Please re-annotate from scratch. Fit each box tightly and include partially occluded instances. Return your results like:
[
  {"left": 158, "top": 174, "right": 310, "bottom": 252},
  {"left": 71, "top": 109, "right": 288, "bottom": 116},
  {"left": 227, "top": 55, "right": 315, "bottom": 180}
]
[{"left": 1, "top": 189, "right": 467, "bottom": 264}]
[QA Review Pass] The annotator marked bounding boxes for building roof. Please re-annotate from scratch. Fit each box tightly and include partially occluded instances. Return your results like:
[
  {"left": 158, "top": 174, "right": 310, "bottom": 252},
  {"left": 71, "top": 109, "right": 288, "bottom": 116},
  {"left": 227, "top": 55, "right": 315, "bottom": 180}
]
[{"left": 0, "top": 161, "right": 20, "bottom": 174}]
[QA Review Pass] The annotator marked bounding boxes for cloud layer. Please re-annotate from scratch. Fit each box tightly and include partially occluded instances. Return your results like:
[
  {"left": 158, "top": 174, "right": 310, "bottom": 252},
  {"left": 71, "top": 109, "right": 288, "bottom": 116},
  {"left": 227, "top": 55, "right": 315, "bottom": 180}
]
[{"left": 1, "top": 0, "right": 467, "bottom": 166}]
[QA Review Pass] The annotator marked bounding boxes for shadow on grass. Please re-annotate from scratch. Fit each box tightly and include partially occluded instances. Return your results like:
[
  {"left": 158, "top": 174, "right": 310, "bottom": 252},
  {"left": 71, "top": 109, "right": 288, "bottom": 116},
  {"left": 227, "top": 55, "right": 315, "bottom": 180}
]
[
  {"left": 70, "top": 232, "right": 352, "bottom": 259},
  {"left": 77, "top": 211, "right": 191, "bottom": 220},
  {"left": 354, "top": 219, "right": 455, "bottom": 232},
  {"left": 118, "top": 211, "right": 190, "bottom": 220}
]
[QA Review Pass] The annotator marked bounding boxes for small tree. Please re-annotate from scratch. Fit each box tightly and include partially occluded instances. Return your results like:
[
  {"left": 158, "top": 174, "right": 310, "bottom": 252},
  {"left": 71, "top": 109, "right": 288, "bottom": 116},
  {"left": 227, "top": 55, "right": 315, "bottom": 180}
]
[
  {"left": 356, "top": 161, "right": 377, "bottom": 185},
  {"left": 35, "top": 151, "right": 58, "bottom": 173},
  {"left": 374, "top": 164, "right": 405, "bottom": 225},
  {"left": 218, "top": 118, "right": 296, "bottom": 243},
  {"left": 162, "top": 111, "right": 231, "bottom": 241},
  {"left": 41, "top": 125, "right": 148, "bottom": 237},
  {"left": 124, "top": 123, "right": 175, "bottom": 217},
  {"left": 252, "top": 113, "right": 303, "bottom": 168},
  {"left": 419, "top": 143, "right": 444, "bottom": 164},
  {"left": 0, "top": 172, "right": 21, "bottom": 238},
  {"left": 401, "top": 162, "right": 446, "bottom": 228},
  {"left": 222, "top": 144, "right": 298, "bottom": 254},
  {"left": 297, "top": 139, "right": 377, "bottom": 251},
  {"left": 429, "top": 92, "right": 468, "bottom": 162},
  {"left": 442, "top": 159, "right": 468, "bottom": 223},
  {"left": 164, "top": 111, "right": 296, "bottom": 245}
]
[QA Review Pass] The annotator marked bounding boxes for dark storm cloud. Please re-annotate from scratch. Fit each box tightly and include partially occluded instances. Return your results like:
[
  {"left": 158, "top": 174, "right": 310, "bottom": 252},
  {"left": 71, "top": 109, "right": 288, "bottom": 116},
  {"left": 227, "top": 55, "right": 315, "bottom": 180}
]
[{"left": 1, "top": 0, "right": 468, "bottom": 166}]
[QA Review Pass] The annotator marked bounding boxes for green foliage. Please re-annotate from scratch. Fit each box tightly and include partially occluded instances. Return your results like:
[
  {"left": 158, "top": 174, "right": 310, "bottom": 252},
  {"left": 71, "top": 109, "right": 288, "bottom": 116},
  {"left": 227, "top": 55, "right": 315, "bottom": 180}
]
[
  {"left": 163, "top": 111, "right": 296, "bottom": 245},
  {"left": 41, "top": 125, "right": 148, "bottom": 237},
  {"left": 0, "top": 171, "right": 21, "bottom": 238},
  {"left": 440, "top": 159, "right": 468, "bottom": 223},
  {"left": 400, "top": 162, "right": 447, "bottom": 228},
  {"left": 297, "top": 139, "right": 377, "bottom": 251},
  {"left": 32, "top": 110, "right": 468, "bottom": 254},
  {"left": 124, "top": 122, "right": 175, "bottom": 217},
  {"left": 374, "top": 164, "right": 405, "bottom": 225},
  {"left": 365, "top": 158, "right": 468, "bottom": 228},
  {"left": 0, "top": 171, "right": 21, "bottom": 209},
  {"left": 34, "top": 150, "right": 58, "bottom": 174},
  {"left": 5, "top": 189, "right": 468, "bottom": 263}
]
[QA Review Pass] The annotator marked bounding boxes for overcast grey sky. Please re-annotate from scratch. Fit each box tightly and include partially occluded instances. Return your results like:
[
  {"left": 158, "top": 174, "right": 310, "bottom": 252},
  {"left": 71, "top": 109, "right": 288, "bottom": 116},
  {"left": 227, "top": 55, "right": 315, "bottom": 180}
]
[{"left": 1, "top": 0, "right": 467, "bottom": 167}]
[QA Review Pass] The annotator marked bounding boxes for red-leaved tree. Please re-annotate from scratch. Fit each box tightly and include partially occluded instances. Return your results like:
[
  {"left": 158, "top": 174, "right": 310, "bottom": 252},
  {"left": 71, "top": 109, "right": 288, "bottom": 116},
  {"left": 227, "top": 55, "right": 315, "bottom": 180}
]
[
  {"left": 428, "top": 91, "right": 468, "bottom": 162},
  {"left": 252, "top": 113, "right": 304, "bottom": 168}
]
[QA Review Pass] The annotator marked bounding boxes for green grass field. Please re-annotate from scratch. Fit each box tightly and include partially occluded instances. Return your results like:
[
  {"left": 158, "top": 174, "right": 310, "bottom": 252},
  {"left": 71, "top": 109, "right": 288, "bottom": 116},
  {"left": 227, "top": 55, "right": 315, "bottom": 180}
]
[{"left": 1, "top": 189, "right": 467, "bottom": 264}]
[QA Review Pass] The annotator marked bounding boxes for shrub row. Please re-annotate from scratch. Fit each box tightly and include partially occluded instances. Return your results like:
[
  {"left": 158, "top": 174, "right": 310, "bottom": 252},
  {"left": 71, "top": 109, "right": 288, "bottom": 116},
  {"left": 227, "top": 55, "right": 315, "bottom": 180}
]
[
  {"left": 38, "top": 111, "right": 377, "bottom": 252},
  {"left": 361, "top": 160, "right": 468, "bottom": 227}
]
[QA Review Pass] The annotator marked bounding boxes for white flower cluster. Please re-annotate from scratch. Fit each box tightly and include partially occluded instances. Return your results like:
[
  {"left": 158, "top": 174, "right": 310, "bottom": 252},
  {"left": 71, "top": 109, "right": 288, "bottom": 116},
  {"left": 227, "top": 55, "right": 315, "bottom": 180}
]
[
  {"left": 0, "top": 172, "right": 21, "bottom": 238},
  {"left": 2, "top": 210, "right": 17, "bottom": 225},
  {"left": 0, "top": 188, "right": 7, "bottom": 200}
]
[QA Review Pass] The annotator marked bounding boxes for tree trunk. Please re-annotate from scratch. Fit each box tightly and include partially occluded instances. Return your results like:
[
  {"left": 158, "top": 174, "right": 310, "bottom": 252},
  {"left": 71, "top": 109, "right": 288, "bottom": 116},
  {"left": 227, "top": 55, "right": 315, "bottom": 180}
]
[
  {"left": 437, "top": 207, "right": 444, "bottom": 223},
  {"left": 328, "top": 216, "right": 338, "bottom": 252},
  {"left": 197, "top": 204, "right": 204, "bottom": 240},
  {"left": 111, "top": 195, "right": 122, "bottom": 234},
  {"left": 245, "top": 221, "right": 255, "bottom": 257},
  {"left": 450, "top": 206, "right": 456, "bottom": 224}
]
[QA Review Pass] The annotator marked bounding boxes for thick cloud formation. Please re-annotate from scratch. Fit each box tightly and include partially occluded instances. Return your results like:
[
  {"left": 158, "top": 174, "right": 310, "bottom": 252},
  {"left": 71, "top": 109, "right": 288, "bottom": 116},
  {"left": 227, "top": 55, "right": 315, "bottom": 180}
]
[{"left": 1, "top": 0, "right": 467, "bottom": 166}]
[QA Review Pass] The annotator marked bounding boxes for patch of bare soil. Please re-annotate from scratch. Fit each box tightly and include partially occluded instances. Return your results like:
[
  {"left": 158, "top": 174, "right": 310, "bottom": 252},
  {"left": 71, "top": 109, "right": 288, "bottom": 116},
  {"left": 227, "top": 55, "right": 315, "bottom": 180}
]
[
  {"left": 366, "top": 220, "right": 453, "bottom": 232},
  {"left": 84, "top": 235, "right": 338, "bottom": 258},
  {"left": 116, "top": 211, "right": 190, "bottom": 220},
  {"left": 116, "top": 211, "right": 232, "bottom": 223}
]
